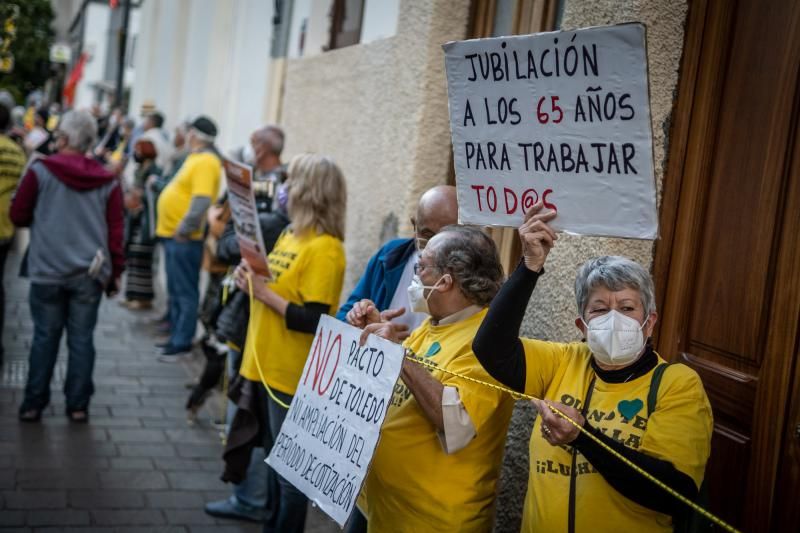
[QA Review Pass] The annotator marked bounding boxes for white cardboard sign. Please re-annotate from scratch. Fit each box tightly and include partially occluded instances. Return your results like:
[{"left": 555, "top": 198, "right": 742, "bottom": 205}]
[
  {"left": 266, "top": 315, "right": 405, "bottom": 526},
  {"left": 443, "top": 23, "right": 658, "bottom": 239}
]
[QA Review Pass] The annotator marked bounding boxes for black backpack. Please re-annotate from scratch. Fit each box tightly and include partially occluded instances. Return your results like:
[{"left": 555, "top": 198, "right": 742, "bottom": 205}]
[{"left": 648, "top": 363, "right": 712, "bottom": 533}]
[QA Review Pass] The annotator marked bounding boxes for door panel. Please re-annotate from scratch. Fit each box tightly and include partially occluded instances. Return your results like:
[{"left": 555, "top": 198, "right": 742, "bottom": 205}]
[{"left": 654, "top": 0, "right": 800, "bottom": 531}]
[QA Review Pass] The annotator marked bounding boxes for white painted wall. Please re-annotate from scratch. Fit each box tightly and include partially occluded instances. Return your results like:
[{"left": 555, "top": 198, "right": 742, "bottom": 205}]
[
  {"left": 129, "top": 0, "right": 275, "bottom": 152},
  {"left": 75, "top": 3, "right": 109, "bottom": 110},
  {"left": 73, "top": 2, "right": 140, "bottom": 111}
]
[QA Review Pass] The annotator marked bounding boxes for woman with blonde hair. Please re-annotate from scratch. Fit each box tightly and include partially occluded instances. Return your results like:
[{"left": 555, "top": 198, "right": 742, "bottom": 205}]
[{"left": 234, "top": 153, "right": 347, "bottom": 533}]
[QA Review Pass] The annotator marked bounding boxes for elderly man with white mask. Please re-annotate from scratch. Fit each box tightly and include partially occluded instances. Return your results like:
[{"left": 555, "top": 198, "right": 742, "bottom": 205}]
[
  {"left": 473, "top": 202, "right": 713, "bottom": 533},
  {"left": 354, "top": 225, "right": 515, "bottom": 532}
]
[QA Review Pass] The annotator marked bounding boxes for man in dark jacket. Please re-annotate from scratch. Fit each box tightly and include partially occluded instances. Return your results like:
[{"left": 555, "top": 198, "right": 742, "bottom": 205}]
[
  {"left": 337, "top": 185, "right": 458, "bottom": 330},
  {"left": 11, "top": 110, "right": 124, "bottom": 423}
]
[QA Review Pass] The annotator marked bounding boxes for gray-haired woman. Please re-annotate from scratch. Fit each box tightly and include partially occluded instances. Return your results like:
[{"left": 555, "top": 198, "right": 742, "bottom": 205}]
[{"left": 473, "top": 202, "right": 713, "bottom": 533}]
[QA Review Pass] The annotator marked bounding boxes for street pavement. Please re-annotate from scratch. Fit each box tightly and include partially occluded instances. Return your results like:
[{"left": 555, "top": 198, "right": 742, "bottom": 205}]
[{"left": 0, "top": 252, "right": 337, "bottom": 532}]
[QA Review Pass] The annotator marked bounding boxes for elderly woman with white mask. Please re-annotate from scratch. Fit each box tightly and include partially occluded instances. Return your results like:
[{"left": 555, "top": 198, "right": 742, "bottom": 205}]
[{"left": 473, "top": 202, "right": 713, "bottom": 533}]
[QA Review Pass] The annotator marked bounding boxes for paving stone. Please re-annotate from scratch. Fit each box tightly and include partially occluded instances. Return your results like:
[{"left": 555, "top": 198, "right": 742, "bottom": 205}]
[
  {"left": 118, "top": 443, "right": 176, "bottom": 457},
  {"left": 188, "top": 527, "right": 258, "bottom": 533},
  {"left": 1, "top": 490, "right": 68, "bottom": 509},
  {"left": 98, "top": 471, "right": 169, "bottom": 490},
  {"left": 165, "top": 471, "right": 226, "bottom": 491},
  {"left": 27, "top": 510, "right": 92, "bottom": 527},
  {"left": 164, "top": 429, "right": 221, "bottom": 445},
  {"left": 176, "top": 444, "right": 221, "bottom": 459},
  {"left": 0, "top": 511, "right": 25, "bottom": 530},
  {"left": 0, "top": 510, "right": 26, "bottom": 526},
  {"left": 0, "top": 469, "right": 15, "bottom": 488},
  {"left": 152, "top": 458, "right": 221, "bottom": 472},
  {"left": 162, "top": 510, "right": 218, "bottom": 525},
  {"left": 15, "top": 470, "right": 99, "bottom": 490},
  {"left": 143, "top": 491, "right": 205, "bottom": 509},
  {"left": 109, "top": 458, "right": 155, "bottom": 470},
  {"left": 114, "top": 526, "right": 188, "bottom": 533},
  {"left": 112, "top": 406, "right": 167, "bottom": 418},
  {"left": 91, "top": 509, "right": 167, "bottom": 526},
  {"left": 31, "top": 526, "right": 117, "bottom": 533},
  {"left": 87, "top": 416, "right": 143, "bottom": 428},
  {"left": 69, "top": 490, "right": 146, "bottom": 509},
  {"left": 109, "top": 428, "right": 168, "bottom": 443}
]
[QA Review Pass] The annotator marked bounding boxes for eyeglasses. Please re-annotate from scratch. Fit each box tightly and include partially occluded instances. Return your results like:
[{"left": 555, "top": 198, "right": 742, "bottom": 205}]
[
  {"left": 413, "top": 262, "right": 441, "bottom": 276},
  {"left": 414, "top": 237, "right": 429, "bottom": 251}
]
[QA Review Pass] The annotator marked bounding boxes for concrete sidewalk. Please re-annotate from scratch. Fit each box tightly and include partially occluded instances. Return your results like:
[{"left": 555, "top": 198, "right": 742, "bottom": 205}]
[{"left": 0, "top": 252, "right": 337, "bottom": 532}]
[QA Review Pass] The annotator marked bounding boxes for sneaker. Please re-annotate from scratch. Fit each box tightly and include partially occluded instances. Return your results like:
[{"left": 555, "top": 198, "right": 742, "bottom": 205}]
[
  {"left": 204, "top": 496, "right": 266, "bottom": 523},
  {"left": 157, "top": 344, "right": 192, "bottom": 362}
]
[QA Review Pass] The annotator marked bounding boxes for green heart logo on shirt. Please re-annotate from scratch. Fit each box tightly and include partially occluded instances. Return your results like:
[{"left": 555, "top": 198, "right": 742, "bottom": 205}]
[
  {"left": 618, "top": 399, "right": 644, "bottom": 421},
  {"left": 425, "top": 342, "right": 441, "bottom": 357}
]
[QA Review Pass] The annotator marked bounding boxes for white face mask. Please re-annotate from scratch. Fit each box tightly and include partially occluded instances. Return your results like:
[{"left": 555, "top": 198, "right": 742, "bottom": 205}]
[
  {"left": 407, "top": 274, "right": 445, "bottom": 315},
  {"left": 583, "top": 310, "right": 648, "bottom": 366}
]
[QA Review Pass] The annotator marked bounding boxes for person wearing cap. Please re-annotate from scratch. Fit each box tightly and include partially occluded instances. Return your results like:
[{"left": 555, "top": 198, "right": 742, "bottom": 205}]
[{"left": 155, "top": 116, "right": 222, "bottom": 358}]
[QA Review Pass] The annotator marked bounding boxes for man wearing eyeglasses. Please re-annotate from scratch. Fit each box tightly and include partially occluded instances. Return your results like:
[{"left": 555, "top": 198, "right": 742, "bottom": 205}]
[{"left": 336, "top": 184, "right": 458, "bottom": 335}]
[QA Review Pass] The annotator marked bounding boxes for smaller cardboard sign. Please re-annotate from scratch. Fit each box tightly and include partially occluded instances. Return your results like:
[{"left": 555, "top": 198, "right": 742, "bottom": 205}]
[{"left": 222, "top": 158, "right": 271, "bottom": 278}]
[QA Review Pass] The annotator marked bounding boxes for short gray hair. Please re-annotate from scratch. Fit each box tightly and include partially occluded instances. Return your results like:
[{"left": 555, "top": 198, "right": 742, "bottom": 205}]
[
  {"left": 428, "top": 226, "right": 504, "bottom": 306},
  {"left": 574, "top": 256, "right": 656, "bottom": 318},
  {"left": 253, "top": 125, "right": 285, "bottom": 157},
  {"left": 58, "top": 110, "right": 98, "bottom": 152}
]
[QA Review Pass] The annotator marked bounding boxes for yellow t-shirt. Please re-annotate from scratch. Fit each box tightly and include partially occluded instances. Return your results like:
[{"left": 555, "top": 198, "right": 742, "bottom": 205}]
[
  {"left": 519, "top": 340, "right": 713, "bottom": 532},
  {"left": 0, "top": 135, "right": 25, "bottom": 240},
  {"left": 365, "top": 309, "right": 515, "bottom": 533},
  {"left": 239, "top": 229, "right": 346, "bottom": 395},
  {"left": 155, "top": 151, "right": 221, "bottom": 239}
]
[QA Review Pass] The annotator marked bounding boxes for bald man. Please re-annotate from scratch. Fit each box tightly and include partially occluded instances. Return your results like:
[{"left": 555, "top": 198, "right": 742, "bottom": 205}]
[{"left": 336, "top": 185, "right": 458, "bottom": 333}]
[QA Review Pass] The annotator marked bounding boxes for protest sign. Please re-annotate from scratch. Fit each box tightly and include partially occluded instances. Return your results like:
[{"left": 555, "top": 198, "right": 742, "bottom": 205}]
[
  {"left": 443, "top": 23, "right": 658, "bottom": 239},
  {"left": 222, "top": 158, "right": 271, "bottom": 278},
  {"left": 266, "top": 315, "right": 404, "bottom": 526}
]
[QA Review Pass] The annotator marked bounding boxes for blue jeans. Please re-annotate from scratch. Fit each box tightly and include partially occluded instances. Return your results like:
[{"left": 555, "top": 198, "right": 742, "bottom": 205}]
[
  {"left": 163, "top": 238, "right": 203, "bottom": 347},
  {"left": 263, "top": 387, "right": 307, "bottom": 533},
  {"left": 21, "top": 276, "right": 103, "bottom": 412}
]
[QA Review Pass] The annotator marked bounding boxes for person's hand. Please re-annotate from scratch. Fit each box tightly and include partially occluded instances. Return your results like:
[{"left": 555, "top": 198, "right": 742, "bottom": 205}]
[
  {"left": 519, "top": 201, "right": 558, "bottom": 272},
  {"left": 146, "top": 174, "right": 158, "bottom": 188},
  {"left": 532, "top": 398, "right": 584, "bottom": 445},
  {"left": 380, "top": 306, "right": 407, "bottom": 323},
  {"left": 359, "top": 321, "right": 410, "bottom": 346},
  {"left": 235, "top": 259, "right": 269, "bottom": 301},
  {"left": 106, "top": 276, "right": 121, "bottom": 298},
  {"left": 174, "top": 233, "right": 189, "bottom": 243},
  {"left": 346, "top": 299, "right": 380, "bottom": 327}
]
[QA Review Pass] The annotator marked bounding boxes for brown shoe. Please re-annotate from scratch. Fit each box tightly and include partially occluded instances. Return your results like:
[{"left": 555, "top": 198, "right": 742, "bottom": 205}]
[{"left": 126, "top": 300, "right": 153, "bottom": 310}]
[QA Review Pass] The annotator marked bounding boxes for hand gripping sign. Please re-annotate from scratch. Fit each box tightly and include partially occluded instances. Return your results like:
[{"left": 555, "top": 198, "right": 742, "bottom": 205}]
[
  {"left": 443, "top": 23, "right": 658, "bottom": 239},
  {"left": 222, "top": 158, "right": 272, "bottom": 278},
  {"left": 266, "top": 316, "right": 404, "bottom": 526}
]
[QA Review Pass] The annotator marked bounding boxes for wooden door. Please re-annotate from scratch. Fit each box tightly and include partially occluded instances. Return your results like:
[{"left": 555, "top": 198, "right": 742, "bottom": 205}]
[{"left": 653, "top": 0, "right": 800, "bottom": 531}]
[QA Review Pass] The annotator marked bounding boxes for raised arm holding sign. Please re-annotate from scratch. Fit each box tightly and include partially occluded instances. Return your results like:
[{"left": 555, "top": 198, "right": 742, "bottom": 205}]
[{"left": 443, "top": 23, "right": 658, "bottom": 239}]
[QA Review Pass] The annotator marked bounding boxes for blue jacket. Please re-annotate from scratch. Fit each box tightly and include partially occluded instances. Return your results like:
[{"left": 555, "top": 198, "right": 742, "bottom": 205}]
[{"left": 336, "top": 238, "right": 416, "bottom": 320}]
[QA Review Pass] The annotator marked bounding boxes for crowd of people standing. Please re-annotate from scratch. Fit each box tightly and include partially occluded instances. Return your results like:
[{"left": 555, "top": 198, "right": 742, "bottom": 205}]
[{"left": 0, "top": 88, "right": 714, "bottom": 533}]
